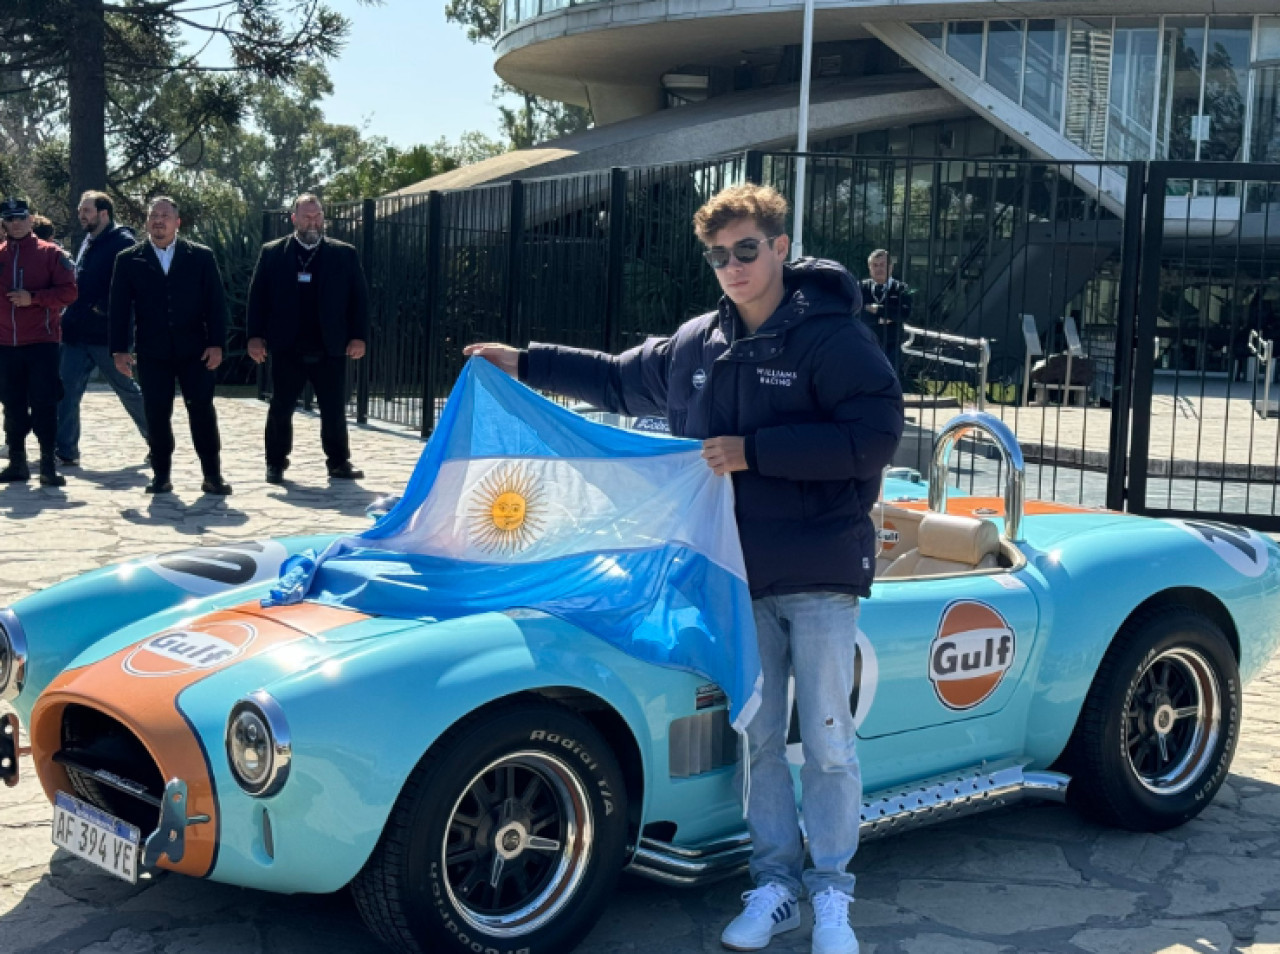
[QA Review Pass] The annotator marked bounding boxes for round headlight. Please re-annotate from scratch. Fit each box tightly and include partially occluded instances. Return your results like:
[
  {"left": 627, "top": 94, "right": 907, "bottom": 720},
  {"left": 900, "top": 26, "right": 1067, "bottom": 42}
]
[
  {"left": 226, "top": 692, "right": 291, "bottom": 797},
  {"left": 229, "top": 709, "right": 272, "bottom": 787},
  {"left": 0, "top": 609, "right": 28, "bottom": 704},
  {"left": 0, "top": 631, "right": 11, "bottom": 697}
]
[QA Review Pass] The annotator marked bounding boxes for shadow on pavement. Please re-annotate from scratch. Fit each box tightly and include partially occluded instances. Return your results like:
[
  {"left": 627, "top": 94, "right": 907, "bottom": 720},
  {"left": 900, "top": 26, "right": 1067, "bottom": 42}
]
[
  {"left": 0, "top": 483, "right": 90, "bottom": 519},
  {"left": 118, "top": 496, "right": 249, "bottom": 534},
  {"left": 3, "top": 772, "right": 1277, "bottom": 954}
]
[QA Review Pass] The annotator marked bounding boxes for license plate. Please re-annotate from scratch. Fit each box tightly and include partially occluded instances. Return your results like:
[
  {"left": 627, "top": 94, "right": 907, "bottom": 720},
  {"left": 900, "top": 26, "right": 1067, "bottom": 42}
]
[{"left": 51, "top": 791, "right": 141, "bottom": 884}]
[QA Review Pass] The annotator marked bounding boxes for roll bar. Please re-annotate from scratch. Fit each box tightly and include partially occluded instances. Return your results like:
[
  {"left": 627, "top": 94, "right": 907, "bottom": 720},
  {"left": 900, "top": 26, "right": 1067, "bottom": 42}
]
[{"left": 927, "top": 412, "right": 1025, "bottom": 542}]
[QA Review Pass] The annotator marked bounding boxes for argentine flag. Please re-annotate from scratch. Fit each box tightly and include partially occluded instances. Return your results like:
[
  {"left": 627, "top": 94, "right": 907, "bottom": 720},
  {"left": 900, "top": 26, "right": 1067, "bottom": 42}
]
[{"left": 267, "top": 358, "right": 762, "bottom": 730}]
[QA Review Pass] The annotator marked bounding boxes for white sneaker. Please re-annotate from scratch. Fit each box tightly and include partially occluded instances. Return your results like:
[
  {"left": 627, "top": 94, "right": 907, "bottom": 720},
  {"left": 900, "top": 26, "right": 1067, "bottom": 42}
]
[
  {"left": 720, "top": 882, "right": 801, "bottom": 951},
  {"left": 811, "top": 887, "right": 858, "bottom": 954}
]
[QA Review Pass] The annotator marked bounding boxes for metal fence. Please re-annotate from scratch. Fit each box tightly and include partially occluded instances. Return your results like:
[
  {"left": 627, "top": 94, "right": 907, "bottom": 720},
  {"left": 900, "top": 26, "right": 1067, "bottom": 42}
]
[
  {"left": 1130, "top": 163, "right": 1280, "bottom": 529},
  {"left": 262, "top": 153, "right": 1280, "bottom": 527}
]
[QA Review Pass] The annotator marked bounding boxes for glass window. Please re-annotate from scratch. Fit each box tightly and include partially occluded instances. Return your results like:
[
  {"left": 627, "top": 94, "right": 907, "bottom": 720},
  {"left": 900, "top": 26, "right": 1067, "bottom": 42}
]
[
  {"left": 1198, "top": 17, "right": 1252, "bottom": 162},
  {"left": 1065, "top": 18, "right": 1112, "bottom": 156},
  {"left": 1258, "top": 16, "right": 1280, "bottom": 64},
  {"left": 1157, "top": 18, "right": 1206, "bottom": 160},
  {"left": 1252, "top": 67, "right": 1280, "bottom": 162},
  {"left": 985, "top": 20, "right": 1024, "bottom": 102},
  {"left": 913, "top": 23, "right": 944, "bottom": 49},
  {"left": 1024, "top": 20, "right": 1067, "bottom": 129},
  {"left": 1107, "top": 18, "right": 1160, "bottom": 160},
  {"left": 946, "top": 21, "right": 984, "bottom": 76}
]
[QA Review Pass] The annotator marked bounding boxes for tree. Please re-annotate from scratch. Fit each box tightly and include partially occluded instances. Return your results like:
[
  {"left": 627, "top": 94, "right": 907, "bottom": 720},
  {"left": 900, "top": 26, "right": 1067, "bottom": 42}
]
[
  {"left": 445, "top": 0, "right": 591, "bottom": 148},
  {"left": 0, "top": 0, "right": 361, "bottom": 215},
  {"left": 326, "top": 133, "right": 505, "bottom": 200}
]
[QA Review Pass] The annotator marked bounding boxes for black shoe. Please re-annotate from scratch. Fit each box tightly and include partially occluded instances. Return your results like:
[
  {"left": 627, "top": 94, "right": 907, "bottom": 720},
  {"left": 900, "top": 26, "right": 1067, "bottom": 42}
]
[
  {"left": 327, "top": 462, "right": 364, "bottom": 480},
  {"left": 265, "top": 465, "right": 285, "bottom": 485},
  {"left": 55, "top": 454, "right": 79, "bottom": 467},
  {"left": 0, "top": 459, "right": 30, "bottom": 482},
  {"left": 145, "top": 476, "right": 173, "bottom": 494},
  {"left": 201, "top": 477, "right": 233, "bottom": 496},
  {"left": 39, "top": 457, "right": 66, "bottom": 487}
]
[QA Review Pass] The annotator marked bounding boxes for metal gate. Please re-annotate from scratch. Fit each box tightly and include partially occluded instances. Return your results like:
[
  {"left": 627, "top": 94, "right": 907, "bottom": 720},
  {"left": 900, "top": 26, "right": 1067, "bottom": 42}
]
[{"left": 1128, "top": 162, "right": 1280, "bottom": 530}]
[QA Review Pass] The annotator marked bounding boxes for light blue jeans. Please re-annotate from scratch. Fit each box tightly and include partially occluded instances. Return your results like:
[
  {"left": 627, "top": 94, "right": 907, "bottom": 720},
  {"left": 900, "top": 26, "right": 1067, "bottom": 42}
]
[
  {"left": 745, "top": 592, "right": 861, "bottom": 898},
  {"left": 57, "top": 342, "right": 148, "bottom": 460}
]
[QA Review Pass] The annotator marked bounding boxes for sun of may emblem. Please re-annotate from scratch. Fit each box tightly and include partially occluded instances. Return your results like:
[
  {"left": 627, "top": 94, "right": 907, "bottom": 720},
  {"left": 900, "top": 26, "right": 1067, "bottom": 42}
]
[{"left": 467, "top": 464, "right": 548, "bottom": 554}]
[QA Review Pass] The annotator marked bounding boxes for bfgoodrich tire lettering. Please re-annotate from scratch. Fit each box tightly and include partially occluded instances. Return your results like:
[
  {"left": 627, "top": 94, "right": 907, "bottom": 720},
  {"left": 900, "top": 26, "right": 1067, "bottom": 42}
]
[
  {"left": 352, "top": 701, "right": 629, "bottom": 954},
  {"left": 1062, "top": 605, "right": 1240, "bottom": 832}
]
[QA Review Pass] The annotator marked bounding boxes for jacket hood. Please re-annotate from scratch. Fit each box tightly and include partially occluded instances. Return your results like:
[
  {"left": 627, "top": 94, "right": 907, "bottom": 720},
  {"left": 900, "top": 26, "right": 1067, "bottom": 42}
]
[
  {"left": 104, "top": 223, "right": 136, "bottom": 244},
  {"left": 717, "top": 257, "right": 862, "bottom": 337}
]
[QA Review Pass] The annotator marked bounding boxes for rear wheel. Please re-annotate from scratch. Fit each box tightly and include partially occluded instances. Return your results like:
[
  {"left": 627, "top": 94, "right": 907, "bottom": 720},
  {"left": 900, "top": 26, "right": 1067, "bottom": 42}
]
[
  {"left": 352, "top": 700, "right": 629, "bottom": 954},
  {"left": 1061, "top": 605, "right": 1240, "bottom": 831}
]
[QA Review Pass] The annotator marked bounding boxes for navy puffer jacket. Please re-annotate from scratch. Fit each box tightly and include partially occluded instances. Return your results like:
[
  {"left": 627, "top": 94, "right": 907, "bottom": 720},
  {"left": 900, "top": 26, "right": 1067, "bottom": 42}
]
[{"left": 523, "top": 258, "right": 904, "bottom": 598}]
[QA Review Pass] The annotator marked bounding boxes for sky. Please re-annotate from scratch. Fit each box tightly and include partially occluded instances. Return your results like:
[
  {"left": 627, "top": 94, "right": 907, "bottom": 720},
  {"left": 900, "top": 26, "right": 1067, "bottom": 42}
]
[
  {"left": 319, "top": 0, "right": 506, "bottom": 145},
  {"left": 182, "top": 0, "right": 507, "bottom": 146}
]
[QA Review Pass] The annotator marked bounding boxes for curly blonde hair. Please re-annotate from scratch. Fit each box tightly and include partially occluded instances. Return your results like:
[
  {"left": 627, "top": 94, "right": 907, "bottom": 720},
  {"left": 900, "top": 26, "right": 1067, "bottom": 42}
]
[{"left": 693, "top": 184, "right": 789, "bottom": 243}]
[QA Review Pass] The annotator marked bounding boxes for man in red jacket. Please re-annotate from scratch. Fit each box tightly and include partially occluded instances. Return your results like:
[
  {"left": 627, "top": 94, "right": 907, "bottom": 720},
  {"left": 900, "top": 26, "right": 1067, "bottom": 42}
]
[{"left": 0, "top": 197, "right": 78, "bottom": 486}]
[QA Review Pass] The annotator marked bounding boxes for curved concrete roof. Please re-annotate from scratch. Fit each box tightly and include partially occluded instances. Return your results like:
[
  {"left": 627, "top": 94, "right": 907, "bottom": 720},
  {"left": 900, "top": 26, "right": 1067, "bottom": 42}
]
[
  {"left": 392, "top": 73, "right": 963, "bottom": 194},
  {"left": 495, "top": 0, "right": 1253, "bottom": 105}
]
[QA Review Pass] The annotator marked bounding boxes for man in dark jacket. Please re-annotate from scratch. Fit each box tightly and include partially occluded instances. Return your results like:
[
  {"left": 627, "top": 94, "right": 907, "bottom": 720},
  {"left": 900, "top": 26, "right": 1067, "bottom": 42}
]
[
  {"left": 246, "top": 193, "right": 369, "bottom": 484},
  {"left": 858, "top": 249, "right": 911, "bottom": 373},
  {"left": 0, "top": 197, "right": 78, "bottom": 487},
  {"left": 467, "top": 184, "right": 903, "bottom": 954},
  {"left": 56, "top": 190, "right": 148, "bottom": 467},
  {"left": 109, "top": 196, "right": 231, "bottom": 495}
]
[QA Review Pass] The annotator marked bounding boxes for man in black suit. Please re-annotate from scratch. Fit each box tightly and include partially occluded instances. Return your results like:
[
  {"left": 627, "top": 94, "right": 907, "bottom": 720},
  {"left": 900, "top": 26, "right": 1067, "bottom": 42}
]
[
  {"left": 247, "top": 193, "right": 369, "bottom": 484},
  {"left": 109, "top": 196, "right": 231, "bottom": 495},
  {"left": 859, "top": 249, "right": 912, "bottom": 373}
]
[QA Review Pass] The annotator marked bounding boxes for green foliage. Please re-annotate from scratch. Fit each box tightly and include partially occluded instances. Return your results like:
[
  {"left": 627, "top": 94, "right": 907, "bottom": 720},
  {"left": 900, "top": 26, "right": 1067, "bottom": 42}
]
[
  {"left": 444, "top": 0, "right": 593, "bottom": 149},
  {"left": 0, "top": 0, "right": 361, "bottom": 211},
  {"left": 497, "top": 87, "right": 592, "bottom": 151},
  {"left": 327, "top": 134, "right": 504, "bottom": 201}
]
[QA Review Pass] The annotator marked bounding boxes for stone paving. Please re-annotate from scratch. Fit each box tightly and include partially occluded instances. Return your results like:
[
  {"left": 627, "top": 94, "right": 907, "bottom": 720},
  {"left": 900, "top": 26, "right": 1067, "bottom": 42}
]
[{"left": 3, "top": 392, "right": 1280, "bottom": 954}]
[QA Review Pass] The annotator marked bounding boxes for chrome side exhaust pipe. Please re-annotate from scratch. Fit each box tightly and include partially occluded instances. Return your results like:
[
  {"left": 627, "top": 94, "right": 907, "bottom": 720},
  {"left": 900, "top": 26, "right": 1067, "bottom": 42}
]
[{"left": 628, "top": 764, "right": 1069, "bottom": 887}]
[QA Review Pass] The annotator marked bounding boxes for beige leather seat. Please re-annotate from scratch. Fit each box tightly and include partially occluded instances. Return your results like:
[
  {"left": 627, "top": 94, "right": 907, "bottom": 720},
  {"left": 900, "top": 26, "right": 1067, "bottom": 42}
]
[
  {"left": 873, "top": 505, "right": 925, "bottom": 577},
  {"left": 879, "top": 512, "right": 1002, "bottom": 578}
]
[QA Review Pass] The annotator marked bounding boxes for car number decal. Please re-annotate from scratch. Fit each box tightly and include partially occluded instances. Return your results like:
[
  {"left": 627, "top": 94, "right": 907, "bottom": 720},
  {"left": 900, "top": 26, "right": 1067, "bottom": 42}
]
[
  {"left": 929, "top": 601, "right": 1016, "bottom": 710},
  {"left": 1171, "top": 519, "right": 1269, "bottom": 578},
  {"left": 145, "top": 541, "right": 290, "bottom": 596}
]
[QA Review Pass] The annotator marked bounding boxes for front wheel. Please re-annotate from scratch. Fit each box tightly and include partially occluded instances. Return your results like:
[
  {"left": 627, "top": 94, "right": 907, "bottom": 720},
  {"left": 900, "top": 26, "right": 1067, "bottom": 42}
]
[
  {"left": 352, "top": 700, "right": 629, "bottom": 954},
  {"left": 1061, "top": 605, "right": 1240, "bottom": 831}
]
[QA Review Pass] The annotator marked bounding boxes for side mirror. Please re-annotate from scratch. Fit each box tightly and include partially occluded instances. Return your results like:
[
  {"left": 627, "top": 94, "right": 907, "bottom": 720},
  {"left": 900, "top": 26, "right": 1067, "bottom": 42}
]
[{"left": 366, "top": 495, "right": 401, "bottom": 521}]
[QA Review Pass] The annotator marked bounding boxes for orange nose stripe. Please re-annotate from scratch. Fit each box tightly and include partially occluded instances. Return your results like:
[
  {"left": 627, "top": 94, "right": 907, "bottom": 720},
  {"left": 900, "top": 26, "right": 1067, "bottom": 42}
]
[{"left": 31, "top": 600, "right": 368, "bottom": 877}]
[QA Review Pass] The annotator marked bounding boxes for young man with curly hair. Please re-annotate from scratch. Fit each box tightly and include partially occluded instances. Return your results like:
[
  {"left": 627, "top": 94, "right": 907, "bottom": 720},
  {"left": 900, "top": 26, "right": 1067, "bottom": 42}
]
[{"left": 466, "top": 183, "right": 903, "bottom": 954}]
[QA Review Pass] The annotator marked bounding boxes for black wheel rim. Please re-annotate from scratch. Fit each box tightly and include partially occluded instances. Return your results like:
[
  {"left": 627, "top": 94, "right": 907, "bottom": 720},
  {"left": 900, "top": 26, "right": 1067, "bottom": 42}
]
[
  {"left": 443, "top": 750, "right": 593, "bottom": 937},
  {"left": 1123, "top": 648, "right": 1221, "bottom": 795}
]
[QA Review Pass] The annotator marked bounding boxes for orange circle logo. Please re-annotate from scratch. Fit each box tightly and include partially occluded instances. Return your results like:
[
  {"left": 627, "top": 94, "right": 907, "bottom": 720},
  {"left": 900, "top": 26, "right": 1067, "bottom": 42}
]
[
  {"left": 929, "top": 601, "right": 1016, "bottom": 710},
  {"left": 123, "top": 622, "right": 257, "bottom": 678}
]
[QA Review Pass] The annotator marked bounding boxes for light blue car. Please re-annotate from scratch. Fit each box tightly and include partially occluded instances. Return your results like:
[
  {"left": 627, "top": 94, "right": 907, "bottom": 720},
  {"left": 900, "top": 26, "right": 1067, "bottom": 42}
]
[{"left": 2, "top": 413, "right": 1278, "bottom": 954}]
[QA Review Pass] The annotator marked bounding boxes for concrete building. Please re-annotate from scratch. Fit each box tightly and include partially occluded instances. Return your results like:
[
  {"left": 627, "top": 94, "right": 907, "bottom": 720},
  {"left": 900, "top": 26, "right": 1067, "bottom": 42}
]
[
  {"left": 403, "top": 5, "right": 1280, "bottom": 377},
  {"left": 414, "top": 7, "right": 1278, "bottom": 187}
]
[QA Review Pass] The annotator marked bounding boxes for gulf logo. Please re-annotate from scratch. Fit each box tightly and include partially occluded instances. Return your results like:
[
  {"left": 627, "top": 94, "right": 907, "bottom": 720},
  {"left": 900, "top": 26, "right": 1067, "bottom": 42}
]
[
  {"left": 123, "top": 621, "right": 258, "bottom": 678},
  {"left": 929, "top": 601, "right": 1016, "bottom": 710},
  {"left": 877, "top": 521, "right": 901, "bottom": 553}
]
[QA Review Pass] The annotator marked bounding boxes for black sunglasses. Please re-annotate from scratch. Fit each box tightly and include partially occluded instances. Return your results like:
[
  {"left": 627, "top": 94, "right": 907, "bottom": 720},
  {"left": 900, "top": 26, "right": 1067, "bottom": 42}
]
[{"left": 703, "top": 236, "right": 777, "bottom": 269}]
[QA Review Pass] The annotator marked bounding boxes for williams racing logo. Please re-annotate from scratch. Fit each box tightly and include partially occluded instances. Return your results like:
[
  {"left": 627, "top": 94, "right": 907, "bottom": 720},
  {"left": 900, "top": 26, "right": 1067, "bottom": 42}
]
[
  {"left": 929, "top": 601, "right": 1016, "bottom": 710},
  {"left": 123, "top": 621, "right": 258, "bottom": 678}
]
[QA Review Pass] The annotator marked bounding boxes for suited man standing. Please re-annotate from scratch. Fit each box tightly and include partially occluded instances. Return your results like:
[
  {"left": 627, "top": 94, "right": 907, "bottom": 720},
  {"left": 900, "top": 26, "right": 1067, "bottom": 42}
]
[
  {"left": 859, "top": 249, "right": 912, "bottom": 373},
  {"left": 246, "top": 193, "right": 368, "bottom": 484},
  {"left": 110, "top": 196, "right": 231, "bottom": 495}
]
